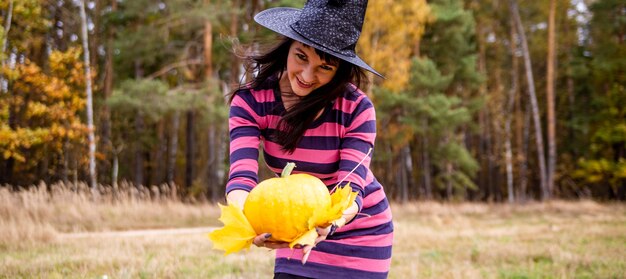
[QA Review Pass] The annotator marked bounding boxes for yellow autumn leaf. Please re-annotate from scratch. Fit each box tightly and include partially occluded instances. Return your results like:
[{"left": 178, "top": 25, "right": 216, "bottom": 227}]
[
  {"left": 290, "top": 228, "right": 319, "bottom": 249},
  {"left": 308, "top": 184, "right": 356, "bottom": 229},
  {"left": 207, "top": 203, "right": 256, "bottom": 255},
  {"left": 330, "top": 183, "right": 357, "bottom": 212}
]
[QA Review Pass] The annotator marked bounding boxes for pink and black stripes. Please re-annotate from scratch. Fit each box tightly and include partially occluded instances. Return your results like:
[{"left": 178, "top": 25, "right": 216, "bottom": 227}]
[{"left": 226, "top": 80, "right": 393, "bottom": 278}]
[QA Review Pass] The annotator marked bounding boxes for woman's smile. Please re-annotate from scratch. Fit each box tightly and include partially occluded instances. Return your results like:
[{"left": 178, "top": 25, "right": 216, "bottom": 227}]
[
  {"left": 295, "top": 76, "right": 314, "bottom": 89},
  {"left": 281, "top": 41, "right": 338, "bottom": 97}
]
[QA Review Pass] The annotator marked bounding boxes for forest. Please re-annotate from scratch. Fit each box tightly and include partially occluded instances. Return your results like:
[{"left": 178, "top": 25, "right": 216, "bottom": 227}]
[{"left": 0, "top": 0, "right": 624, "bottom": 202}]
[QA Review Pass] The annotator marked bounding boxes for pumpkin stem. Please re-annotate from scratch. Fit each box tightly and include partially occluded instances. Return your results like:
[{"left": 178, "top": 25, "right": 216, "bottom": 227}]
[{"left": 281, "top": 162, "right": 296, "bottom": 177}]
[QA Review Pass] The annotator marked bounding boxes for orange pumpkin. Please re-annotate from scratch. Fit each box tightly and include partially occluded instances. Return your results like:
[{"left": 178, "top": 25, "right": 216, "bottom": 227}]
[{"left": 209, "top": 162, "right": 356, "bottom": 254}]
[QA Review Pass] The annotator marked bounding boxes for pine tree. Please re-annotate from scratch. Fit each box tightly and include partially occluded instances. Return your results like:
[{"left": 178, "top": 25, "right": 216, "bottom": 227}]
[
  {"left": 418, "top": 0, "right": 483, "bottom": 199},
  {"left": 573, "top": 0, "right": 626, "bottom": 199}
]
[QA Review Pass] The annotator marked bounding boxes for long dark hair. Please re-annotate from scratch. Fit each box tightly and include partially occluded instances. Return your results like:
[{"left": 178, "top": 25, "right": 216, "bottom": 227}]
[{"left": 232, "top": 37, "right": 367, "bottom": 153}]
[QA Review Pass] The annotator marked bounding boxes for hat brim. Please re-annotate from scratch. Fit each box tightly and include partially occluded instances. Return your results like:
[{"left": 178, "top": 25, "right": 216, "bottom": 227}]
[{"left": 254, "top": 7, "right": 384, "bottom": 78}]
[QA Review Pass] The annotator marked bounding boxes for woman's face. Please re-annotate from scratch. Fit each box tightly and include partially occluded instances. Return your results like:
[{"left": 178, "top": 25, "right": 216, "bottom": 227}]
[{"left": 282, "top": 41, "right": 339, "bottom": 97}]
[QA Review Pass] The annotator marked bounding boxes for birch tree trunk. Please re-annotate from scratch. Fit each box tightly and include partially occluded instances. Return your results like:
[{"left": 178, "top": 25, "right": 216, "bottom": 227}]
[
  {"left": 0, "top": 0, "right": 13, "bottom": 93},
  {"left": 505, "top": 16, "right": 520, "bottom": 203},
  {"left": 112, "top": 152, "right": 119, "bottom": 188},
  {"left": 1, "top": 0, "right": 12, "bottom": 55},
  {"left": 520, "top": 98, "right": 531, "bottom": 201},
  {"left": 509, "top": 0, "right": 548, "bottom": 200},
  {"left": 112, "top": 144, "right": 123, "bottom": 188},
  {"left": 546, "top": 0, "right": 557, "bottom": 198},
  {"left": 79, "top": 0, "right": 98, "bottom": 189},
  {"left": 398, "top": 145, "right": 412, "bottom": 203},
  {"left": 0, "top": 1, "right": 14, "bottom": 183}
]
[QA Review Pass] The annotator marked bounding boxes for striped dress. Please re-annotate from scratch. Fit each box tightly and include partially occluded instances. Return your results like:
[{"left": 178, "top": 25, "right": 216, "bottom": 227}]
[{"left": 227, "top": 77, "right": 393, "bottom": 278}]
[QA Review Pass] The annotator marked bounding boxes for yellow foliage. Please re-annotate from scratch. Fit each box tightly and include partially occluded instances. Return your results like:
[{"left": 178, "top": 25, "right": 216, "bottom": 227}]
[
  {"left": 0, "top": 47, "right": 88, "bottom": 165},
  {"left": 208, "top": 203, "right": 257, "bottom": 254},
  {"left": 208, "top": 163, "right": 357, "bottom": 255},
  {"left": 377, "top": 121, "right": 415, "bottom": 151},
  {"left": 359, "top": 0, "right": 433, "bottom": 92},
  {"left": 614, "top": 160, "right": 626, "bottom": 179},
  {"left": 26, "top": 102, "right": 48, "bottom": 118},
  {"left": 0, "top": 124, "right": 50, "bottom": 162},
  {"left": 49, "top": 47, "right": 92, "bottom": 89},
  {"left": 574, "top": 158, "right": 626, "bottom": 185}
]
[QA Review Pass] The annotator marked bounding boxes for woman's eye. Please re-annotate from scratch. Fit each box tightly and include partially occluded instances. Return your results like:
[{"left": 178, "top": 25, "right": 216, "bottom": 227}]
[
  {"left": 296, "top": 54, "right": 307, "bottom": 61},
  {"left": 321, "top": 65, "right": 334, "bottom": 71}
]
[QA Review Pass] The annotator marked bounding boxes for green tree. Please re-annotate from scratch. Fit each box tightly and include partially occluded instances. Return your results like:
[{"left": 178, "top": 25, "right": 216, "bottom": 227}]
[
  {"left": 573, "top": 0, "right": 626, "bottom": 199},
  {"left": 377, "top": 58, "right": 479, "bottom": 199},
  {"left": 417, "top": 0, "right": 483, "bottom": 199}
]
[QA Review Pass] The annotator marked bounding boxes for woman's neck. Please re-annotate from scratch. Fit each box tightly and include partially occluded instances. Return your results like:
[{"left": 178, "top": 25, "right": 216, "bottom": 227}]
[
  {"left": 277, "top": 72, "right": 326, "bottom": 121},
  {"left": 278, "top": 72, "right": 301, "bottom": 111}
]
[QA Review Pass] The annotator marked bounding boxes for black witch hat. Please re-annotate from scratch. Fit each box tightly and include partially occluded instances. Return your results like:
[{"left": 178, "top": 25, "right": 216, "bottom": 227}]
[{"left": 254, "top": 0, "right": 383, "bottom": 78}]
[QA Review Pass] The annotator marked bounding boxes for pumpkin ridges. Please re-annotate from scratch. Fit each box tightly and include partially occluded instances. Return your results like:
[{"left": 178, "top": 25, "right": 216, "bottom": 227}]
[
  {"left": 246, "top": 172, "right": 332, "bottom": 242},
  {"left": 269, "top": 180, "right": 293, "bottom": 241},
  {"left": 245, "top": 178, "right": 280, "bottom": 239},
  {"left": 286, "top": 174, "right": 331, "bottom": 231}
]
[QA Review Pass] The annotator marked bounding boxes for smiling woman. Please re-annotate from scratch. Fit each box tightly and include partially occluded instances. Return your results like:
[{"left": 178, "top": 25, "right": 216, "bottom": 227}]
[
  {"left": 282, "top": 42, "right": 339, "bottom": 99},
  {"left": 221, "top": 1, "right": 394, "bottom": 278},
  {"left": 234, "top": 36, "right": 369, "bottom": 153}
]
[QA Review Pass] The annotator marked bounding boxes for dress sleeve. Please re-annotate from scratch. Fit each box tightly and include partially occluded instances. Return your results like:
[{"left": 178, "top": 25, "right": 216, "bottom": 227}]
[
  {"left": 226, "top": 91, "right": 262, "bottom": 194},
  {"left": 337, "top": 94, "right": 376, "bottom": 213}
]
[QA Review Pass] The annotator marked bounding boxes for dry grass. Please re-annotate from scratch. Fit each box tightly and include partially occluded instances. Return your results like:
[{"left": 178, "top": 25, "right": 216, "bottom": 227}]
[
  {"left": 2, "top": 232, "right": 275, "bottom": 279},
  {"left": 390, "top": 201, "right": 626, "bottom": 278},
  {"left": 0, "top": 182, "right": 220, "bottom": 248},
  {"left": 1, "top": 184, "right": 625, "bottom": 278}
]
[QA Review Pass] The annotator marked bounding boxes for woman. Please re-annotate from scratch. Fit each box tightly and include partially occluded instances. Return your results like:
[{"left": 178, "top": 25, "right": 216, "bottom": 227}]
[{"left": 225, "top": 1, "right": 393, "bottom": 278}]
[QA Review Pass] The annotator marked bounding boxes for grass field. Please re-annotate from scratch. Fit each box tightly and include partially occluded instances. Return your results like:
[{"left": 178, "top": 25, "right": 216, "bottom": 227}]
[{"left": 1, "top": 183, "right": 625, "bottom": 278}]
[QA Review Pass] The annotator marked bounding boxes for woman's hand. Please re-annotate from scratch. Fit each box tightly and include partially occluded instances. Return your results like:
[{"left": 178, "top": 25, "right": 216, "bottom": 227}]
[
  {"left": 252, "top": 233, "right": 290, "bottom": 250},
  {"left": 252, "top": 201, "right": 360, "bottom": 264},
  {"left": 300, "top": 224, "right": 334, "bottom": 264},
  {"left": 301, "top": 202, "right": 359, "bottom": 264},
  {"left": 252, "top": 226, "right": 333, "bottom": 264}
]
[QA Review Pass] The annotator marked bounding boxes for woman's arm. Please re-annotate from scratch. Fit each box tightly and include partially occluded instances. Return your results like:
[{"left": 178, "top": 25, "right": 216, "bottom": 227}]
[
  {"left": 226, "top": 90, "right": 263, "bottom": 196},
  {"left": 226, "top": 189, "right": 249, "bottom": 210},
  {"left": 336, "top": 93, "right": 377, "bottom": 219},
  {"left": 340, "top": 201, "right": 359, "bottom": 225}
]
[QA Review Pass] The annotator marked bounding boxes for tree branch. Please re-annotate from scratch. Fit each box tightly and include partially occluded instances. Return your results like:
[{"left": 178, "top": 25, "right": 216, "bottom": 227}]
[{"left": 146, "top": 59, "right": 203, "bottom": 80}]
